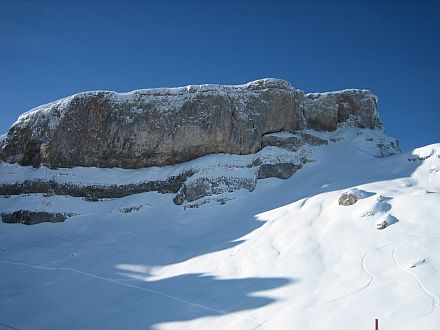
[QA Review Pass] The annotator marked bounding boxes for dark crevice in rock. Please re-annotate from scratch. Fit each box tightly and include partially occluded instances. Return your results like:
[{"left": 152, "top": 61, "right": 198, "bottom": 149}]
[{"left": 260, "top": 129, "right": 287, "bottom": 138}]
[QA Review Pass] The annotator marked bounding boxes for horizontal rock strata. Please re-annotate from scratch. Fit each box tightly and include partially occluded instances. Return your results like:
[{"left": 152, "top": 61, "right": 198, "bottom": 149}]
[{"left": 0, "top": 170, "right": 193, "bottom": 201}]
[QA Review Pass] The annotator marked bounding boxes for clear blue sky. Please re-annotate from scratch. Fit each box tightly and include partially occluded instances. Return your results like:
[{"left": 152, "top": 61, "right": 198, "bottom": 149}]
[{"left": 1, "top": 0, "right": 439, "bottom": 151}]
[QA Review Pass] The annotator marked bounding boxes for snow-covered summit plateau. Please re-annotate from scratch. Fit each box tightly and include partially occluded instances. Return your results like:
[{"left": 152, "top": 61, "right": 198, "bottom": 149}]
[{"left": 0, "top": 79, "right": 439, "bottom": 330}]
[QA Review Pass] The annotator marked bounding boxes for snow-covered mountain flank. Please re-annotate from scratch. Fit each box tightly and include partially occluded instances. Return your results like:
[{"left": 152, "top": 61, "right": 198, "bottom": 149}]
[
  {"left": 0, "top": 79, "right": 439, "bottom": 330},
  {"left": 0, "top": 79, "right": 396, "bottom": 209}
]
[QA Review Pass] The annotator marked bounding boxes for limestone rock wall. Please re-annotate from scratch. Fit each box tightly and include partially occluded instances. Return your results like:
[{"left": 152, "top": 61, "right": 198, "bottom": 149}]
[{"left": 0, "top": 79, "right": 380, "bottom": 169}]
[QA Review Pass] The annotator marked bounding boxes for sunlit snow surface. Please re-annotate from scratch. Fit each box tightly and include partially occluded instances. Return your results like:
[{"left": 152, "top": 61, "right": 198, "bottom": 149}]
[{"left": 0, "top": 130, "right": 439, "bottom": 330}]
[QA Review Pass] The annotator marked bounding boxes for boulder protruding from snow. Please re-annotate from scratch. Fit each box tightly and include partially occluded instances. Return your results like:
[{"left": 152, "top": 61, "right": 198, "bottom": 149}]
[{"left": 338, "top": 188, "right": 374, "bottom": 206}]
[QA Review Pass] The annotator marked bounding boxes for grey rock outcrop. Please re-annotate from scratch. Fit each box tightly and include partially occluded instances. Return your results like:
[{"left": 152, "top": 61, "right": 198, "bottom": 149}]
[
  {"left": 300, "top": 90, "right": 381, "bottom": 131},
  {"left": 1, "top": 210, "right": 74, "bottom": 225},
  {"left": 0, "top": 78, "right": 380, "bottom": 169},
  {"left": 173, "top": 176, "right": 257, "bottom": 205}
]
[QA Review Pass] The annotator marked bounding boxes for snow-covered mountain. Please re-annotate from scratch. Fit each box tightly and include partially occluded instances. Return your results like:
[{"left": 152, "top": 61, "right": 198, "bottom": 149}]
[{"left": 0, "top": 81, "right": 439, "bottom": 330}]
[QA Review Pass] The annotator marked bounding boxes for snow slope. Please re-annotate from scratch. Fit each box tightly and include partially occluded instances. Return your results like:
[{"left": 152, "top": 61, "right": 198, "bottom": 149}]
[{"left": 0, "top": 130, "right": 439, "bottom": 330}]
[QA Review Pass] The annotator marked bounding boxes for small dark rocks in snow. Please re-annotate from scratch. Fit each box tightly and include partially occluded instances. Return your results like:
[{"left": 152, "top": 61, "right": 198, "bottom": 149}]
[
  {"left": 119, "top": 205, "right": 143, "bottom": 213},
  {"left": 376, "top": 214, "right": 399, "bottom": 230},
  {"left": 409, "top": 258, "right": 426, "bottom": 268}
]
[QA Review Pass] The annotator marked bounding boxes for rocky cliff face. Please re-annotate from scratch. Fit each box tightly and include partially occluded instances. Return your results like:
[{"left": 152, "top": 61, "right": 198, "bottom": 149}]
[{"left": 0, "top": 78, "right": 380, "bottom": 169}]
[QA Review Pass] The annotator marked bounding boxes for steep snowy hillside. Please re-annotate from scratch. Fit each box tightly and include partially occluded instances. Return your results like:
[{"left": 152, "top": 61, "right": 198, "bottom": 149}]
[{"left": 0, "top": 128, "right": 439, "bottom": 330}]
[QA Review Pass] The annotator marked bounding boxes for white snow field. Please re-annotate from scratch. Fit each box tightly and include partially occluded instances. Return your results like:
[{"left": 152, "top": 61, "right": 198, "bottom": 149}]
[{"left": 0, "top": 129, "right": 439, "bottom": 330}]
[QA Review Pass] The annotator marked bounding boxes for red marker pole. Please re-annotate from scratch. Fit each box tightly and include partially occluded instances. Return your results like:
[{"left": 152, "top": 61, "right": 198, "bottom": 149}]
[{"left": 375, "top": 318, "right": 379, "bottom": 330}]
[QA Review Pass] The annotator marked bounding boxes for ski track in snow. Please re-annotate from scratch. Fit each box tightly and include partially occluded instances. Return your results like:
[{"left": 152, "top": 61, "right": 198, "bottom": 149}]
[
  {"left": 256, "top": 232, "right": 440, "bottom": 329},
  {"left": 255, "top": 242, "right": 397, "bottom": 329},
  {"left": 382, "top": 240, "right": 439, "bottom": 329},
  {"left": 2, "top": 235, "right": 438, "bottom": 330},
  {"left": 0, "top": 259, "right": 280, "bottom": 330}
]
